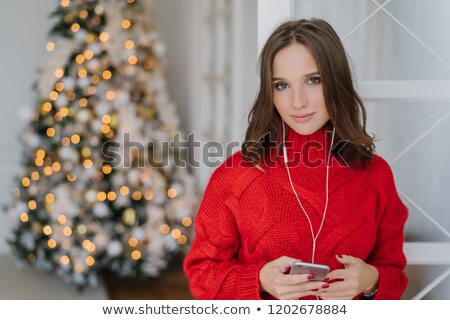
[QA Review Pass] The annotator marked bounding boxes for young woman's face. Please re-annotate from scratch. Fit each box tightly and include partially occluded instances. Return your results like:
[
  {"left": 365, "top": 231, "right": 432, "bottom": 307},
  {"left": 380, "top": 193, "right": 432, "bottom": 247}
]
[{"left": 272, "top": 43, "right": 329, "bottom": 135}]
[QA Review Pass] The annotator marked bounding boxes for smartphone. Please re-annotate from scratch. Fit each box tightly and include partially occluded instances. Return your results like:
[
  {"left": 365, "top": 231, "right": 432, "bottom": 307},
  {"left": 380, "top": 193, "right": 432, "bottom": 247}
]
[{"left": 289, "top": 261, "right": 330, "bottom": 281}]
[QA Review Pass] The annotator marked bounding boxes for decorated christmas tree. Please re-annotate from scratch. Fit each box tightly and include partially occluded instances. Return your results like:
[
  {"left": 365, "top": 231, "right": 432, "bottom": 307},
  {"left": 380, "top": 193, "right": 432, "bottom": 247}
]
[{"left": 6, "top": 0, "right": 198, "bottom": 289}]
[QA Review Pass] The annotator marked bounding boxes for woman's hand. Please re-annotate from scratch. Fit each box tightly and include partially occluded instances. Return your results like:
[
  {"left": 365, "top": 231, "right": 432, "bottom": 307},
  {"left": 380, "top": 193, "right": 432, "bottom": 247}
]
[
  {"left": 259, "top": 256, "right": 328, "bottom": 300},
  {"left": 317, "top": 254, "right": 379, "bottom": 300}
]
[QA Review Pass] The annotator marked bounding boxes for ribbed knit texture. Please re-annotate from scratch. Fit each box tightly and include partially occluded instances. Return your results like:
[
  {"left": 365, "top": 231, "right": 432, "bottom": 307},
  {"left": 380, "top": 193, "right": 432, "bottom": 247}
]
[{"left": 183, "top": 126, "right": 408, "bottom": 300}]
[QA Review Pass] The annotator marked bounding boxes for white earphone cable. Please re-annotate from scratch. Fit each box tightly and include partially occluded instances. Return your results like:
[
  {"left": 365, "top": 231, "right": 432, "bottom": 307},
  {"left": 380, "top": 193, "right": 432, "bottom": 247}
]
[{"left": 282, "top": 121, "right": 336, "bottom": 264}]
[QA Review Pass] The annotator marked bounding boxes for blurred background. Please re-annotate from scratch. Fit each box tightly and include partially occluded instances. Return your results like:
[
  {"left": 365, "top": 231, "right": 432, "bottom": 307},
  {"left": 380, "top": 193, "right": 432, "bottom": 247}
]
[{"left": 0, "top": 0, "right": 449, "bottom": 300}]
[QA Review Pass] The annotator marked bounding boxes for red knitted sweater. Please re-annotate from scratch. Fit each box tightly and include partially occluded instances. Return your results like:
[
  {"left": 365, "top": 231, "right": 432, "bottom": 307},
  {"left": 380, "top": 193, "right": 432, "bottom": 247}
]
[{"left": 183, "top": 126, "right": 408, "bottom": 300}]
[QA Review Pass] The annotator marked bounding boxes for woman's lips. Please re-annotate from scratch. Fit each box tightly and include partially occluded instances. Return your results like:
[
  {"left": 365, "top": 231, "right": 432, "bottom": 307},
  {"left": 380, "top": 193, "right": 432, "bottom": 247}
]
[{"left": 291, "top": 112, "right": 316, "bottom": 122}]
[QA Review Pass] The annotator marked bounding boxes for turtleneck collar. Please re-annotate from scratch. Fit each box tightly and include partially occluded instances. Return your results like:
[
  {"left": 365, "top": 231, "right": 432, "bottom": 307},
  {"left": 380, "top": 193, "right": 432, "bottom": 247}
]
[
  {"left": 281, "top": 123, "right": 335, "bottom": 170},
  {"left": 264, "top": 122, "right": 359, "bottom": 196}
]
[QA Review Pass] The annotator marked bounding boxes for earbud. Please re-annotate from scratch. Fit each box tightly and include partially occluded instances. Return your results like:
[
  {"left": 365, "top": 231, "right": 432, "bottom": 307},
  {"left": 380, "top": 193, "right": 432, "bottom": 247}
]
[
  {"left": 282, "top": 121, "right": 335, "bottom": 165},
  {"left": 282, "top": 121, "right": 288, "bottom": 165}
]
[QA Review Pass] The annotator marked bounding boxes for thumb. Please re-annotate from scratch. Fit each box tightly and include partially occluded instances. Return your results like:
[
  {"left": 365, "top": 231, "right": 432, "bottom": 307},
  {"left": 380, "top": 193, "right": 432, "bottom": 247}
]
[
  {"left": 336, "top": 254, "right": 358, "bottom": 267},
  {"left": 277, "top": 256, "right": 300, "bottom": 273}
]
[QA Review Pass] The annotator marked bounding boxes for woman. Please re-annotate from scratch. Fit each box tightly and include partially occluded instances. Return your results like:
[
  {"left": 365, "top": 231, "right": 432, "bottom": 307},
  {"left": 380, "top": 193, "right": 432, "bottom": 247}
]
[{"left": 183, "top": 18, "right": 408, "bottom": 300}]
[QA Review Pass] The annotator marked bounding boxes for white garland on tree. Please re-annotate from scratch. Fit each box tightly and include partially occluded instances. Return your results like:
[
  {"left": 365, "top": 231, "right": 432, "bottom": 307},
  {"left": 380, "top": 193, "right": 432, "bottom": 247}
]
[{"left": 7, "top": 0, "right": 199, "bottom": 289}]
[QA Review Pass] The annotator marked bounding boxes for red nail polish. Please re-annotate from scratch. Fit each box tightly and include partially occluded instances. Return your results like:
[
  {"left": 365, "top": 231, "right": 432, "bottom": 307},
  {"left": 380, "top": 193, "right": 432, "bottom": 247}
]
[
  {"left": 322, "top": 284, "right": 329, "bottom": 289},
  {"left": 312, "top": 289, "right": 319, "bottom": 292},
  {"left": 307, "top": 274, "right": 315, "bottom": 280},
  {"left": 337, "top": 254, "right": 343, "bottom": 259},
  {"left": 324, "top": 278, "right": 329, "bottom": 283}
]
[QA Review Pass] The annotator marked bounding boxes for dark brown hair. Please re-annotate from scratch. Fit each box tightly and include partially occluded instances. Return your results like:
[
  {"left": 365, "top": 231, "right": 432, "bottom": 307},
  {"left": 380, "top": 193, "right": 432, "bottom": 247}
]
[{"left": 242, "top": 18, "right": 375, "bottom": 168}]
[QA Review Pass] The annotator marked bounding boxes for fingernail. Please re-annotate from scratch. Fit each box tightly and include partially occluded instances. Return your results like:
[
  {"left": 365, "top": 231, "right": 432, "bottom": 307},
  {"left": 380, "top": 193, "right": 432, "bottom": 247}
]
[
  {"left": 322, "top": 284, "right": 329, "bottom": 289},
  {"left": 324, "top": 278, "right": 329, "bottom": 283},
  {"left": 307, "top": 274, "right": 315, "bottom": 280},
  {"left": 312, "top": 289, "right": 319, "bottom": 292},
  {"left": 336, "top": 254, "right": 343, "bottom": 259}
]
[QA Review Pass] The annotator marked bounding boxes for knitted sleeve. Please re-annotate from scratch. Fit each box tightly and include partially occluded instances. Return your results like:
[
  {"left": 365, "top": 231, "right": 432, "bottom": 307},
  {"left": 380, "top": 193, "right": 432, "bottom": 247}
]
[
  {"left": 183, "top": 167, "right": 265, "bottom": 300},
  {"left": 367, "top": 159, "right": 409, "bottom": 299}
]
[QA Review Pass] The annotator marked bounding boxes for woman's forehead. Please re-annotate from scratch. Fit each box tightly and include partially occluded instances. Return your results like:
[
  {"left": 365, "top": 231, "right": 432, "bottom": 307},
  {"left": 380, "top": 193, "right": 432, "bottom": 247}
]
[{"left": 272, "top": 43, "right": 319, "bottom": 78}]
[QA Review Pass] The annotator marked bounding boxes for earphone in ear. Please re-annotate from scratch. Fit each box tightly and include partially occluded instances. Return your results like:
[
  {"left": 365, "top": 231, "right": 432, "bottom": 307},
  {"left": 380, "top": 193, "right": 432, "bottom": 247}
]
[{"left": 282, "top": 141, "right": 288, "bottom": 165}]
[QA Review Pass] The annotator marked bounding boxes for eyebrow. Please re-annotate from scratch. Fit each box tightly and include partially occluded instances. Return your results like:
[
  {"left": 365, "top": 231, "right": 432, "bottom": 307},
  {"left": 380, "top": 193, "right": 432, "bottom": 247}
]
[{"left": 272, "top": 71, "right": 320, "bottom": 81}]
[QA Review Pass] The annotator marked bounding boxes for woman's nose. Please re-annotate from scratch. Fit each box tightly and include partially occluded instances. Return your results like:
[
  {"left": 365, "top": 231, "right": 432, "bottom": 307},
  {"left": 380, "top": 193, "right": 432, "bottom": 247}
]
[{"left": 292, "top": 87, "right": 307, "bottom": 109}]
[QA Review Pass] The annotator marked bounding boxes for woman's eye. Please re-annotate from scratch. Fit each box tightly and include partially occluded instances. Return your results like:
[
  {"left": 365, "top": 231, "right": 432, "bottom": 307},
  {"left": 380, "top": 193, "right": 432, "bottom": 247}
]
[
  {"left": 274, "top": 82, "right": 288, "bottom": 90},
  {"left": 307, "top": 76, "right": 321, "bottom": 85}
]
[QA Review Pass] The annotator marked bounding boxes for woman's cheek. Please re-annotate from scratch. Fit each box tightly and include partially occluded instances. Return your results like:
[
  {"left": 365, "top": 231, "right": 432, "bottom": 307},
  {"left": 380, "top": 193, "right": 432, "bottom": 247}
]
[{"left": 274, "top": 93, "right": 290, "bottom": 112}]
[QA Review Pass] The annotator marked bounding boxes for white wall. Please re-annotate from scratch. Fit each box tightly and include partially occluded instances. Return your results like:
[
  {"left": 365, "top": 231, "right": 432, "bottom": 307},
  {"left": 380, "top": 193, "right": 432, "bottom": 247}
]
[
  {"left": 0, "top": 0, "right": 57, "bottom": 254},
  {"left": 154, "top": 0, "right": 259, "bottom": 191},
  {"left": 232, "top": 0, "right": 259, "bottom": 145},
  {"left": 153, "top": 0, "right": 199, "bottom": 137}
]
